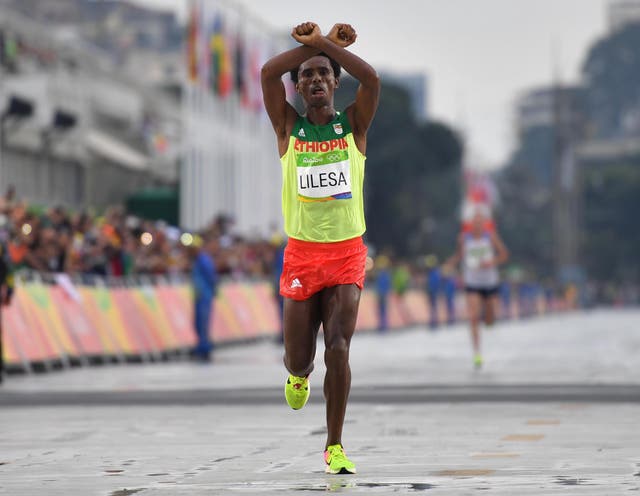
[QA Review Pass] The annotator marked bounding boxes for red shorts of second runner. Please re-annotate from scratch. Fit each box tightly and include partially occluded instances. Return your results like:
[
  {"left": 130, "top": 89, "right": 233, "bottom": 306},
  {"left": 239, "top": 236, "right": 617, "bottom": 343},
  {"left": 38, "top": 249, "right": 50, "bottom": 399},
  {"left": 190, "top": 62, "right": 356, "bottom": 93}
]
[{"left": 280, "top": 236, "right": 368, "bottom": 301}]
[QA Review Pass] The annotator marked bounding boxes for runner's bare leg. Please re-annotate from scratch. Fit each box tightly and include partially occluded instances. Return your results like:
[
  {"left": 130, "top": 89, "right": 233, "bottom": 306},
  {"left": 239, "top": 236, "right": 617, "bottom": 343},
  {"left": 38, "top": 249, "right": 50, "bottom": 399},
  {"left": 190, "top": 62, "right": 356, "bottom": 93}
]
[
  {"left": 283, "top": 294, "right": 322, "bottom": 377},
  {"left": 321, "top": 284, "right": 361, "bottom": 448}
]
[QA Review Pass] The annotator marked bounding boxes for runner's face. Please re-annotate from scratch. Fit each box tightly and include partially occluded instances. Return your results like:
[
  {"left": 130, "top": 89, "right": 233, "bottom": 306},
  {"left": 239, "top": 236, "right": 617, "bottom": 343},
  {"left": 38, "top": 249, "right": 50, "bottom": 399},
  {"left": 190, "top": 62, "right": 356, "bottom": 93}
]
[
  {"left": 296, "top": 56, "right": 338, "bottom": 107},
  {"left": 471, "top": 213, "right": 485, "bottom": 234}
]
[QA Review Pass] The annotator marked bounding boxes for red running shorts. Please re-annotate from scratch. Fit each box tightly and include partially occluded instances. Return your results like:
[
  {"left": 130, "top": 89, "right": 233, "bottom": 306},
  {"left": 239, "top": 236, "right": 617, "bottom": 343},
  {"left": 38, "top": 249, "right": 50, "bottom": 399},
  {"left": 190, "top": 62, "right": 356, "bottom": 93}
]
[{"left": 280, "top": 236, "right": 368, "bottom": 301}]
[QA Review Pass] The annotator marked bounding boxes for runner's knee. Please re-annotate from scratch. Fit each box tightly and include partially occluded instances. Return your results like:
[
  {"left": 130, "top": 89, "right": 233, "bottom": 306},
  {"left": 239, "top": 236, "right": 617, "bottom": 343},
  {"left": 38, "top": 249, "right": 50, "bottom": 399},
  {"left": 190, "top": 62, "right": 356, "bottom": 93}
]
[
  {"left": 484, "top": 310, "right": 495, "bottom": 325},
  {"left": 325, "top": 335, "right": 349, "bottom": 365},
  {"left": 284, "top": 352, "right": 314, "bottom": 377}
]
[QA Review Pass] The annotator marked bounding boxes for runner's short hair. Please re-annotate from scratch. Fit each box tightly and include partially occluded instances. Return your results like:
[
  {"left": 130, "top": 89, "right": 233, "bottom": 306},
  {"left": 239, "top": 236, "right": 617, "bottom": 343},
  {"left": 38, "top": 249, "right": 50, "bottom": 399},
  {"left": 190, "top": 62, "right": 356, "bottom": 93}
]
[{"left": 290, "top": 53, "right": 341, "bottom": 84}]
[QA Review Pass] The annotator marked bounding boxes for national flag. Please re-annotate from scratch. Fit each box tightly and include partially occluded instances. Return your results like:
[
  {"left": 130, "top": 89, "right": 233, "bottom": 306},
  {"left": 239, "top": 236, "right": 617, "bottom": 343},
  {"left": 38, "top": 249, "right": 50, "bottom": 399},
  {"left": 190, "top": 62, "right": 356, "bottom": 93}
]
[
  {"left": 186, "top": 2, "right": 199, "bottom": 83},
  {"left": 248, "top": 43, "right": 263, "bottom": 112},
  {"left": 209, "top": 14, "right": 233, "bottom": 97},
  {"left": 235, "top": 31, "right": 249, "bottom": 106}
]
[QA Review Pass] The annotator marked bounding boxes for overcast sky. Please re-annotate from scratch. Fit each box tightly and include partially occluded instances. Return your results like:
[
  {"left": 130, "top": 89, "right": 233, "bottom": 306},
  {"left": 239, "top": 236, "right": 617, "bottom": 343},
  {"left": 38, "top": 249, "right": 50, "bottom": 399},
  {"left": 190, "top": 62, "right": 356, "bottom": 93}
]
[{"left": 134, "top": 0, "right": 608, "bottom": 170}]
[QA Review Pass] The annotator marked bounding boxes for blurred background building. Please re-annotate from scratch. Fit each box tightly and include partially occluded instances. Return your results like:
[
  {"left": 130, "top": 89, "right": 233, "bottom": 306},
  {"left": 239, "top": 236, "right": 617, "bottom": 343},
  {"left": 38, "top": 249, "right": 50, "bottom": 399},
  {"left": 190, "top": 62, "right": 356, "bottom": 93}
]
[
  {"left": 608, "top": 0, "right": 640, "bottom": 31},
  {"left": 181, "top": 0, "right": 290, "bottom": 234},
  {"left": 0, "top": 0, "right": 454, "bottom": 251},
  {"left": 513, "top": 85, "right": 587, "bottom": 188},
  {"left": 380, "top": 71, "right": 429, "bottom": 122},
  {"left": 496, "top": 0, "right": 640, "bottom": 293},
  {"left": 0, "top": 0, "right": 181, "bottom": 215},
  {"left": 0, "top": 0, "right": 638, "bottom": 301}
]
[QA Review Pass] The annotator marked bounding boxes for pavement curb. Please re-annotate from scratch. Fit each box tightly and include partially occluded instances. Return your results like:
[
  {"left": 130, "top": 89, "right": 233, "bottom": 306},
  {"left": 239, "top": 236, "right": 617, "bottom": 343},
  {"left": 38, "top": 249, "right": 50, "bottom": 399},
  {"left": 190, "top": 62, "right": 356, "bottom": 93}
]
[{"left": 2, "top": 384, "right": 640, "bottom": 406}]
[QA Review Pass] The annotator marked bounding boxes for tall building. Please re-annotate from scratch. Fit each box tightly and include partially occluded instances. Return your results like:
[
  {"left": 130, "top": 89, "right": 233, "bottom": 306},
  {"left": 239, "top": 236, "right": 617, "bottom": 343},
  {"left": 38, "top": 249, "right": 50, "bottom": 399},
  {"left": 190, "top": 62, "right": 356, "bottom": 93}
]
[
  {"left": 513, "top": 85, "right": 587, "bottom": 186},
  {"left": 381, "top": 71, "right": 429, "bottom": 122},
  {"left": 506, "top": 84, "right": 590, "bottom": 280}
]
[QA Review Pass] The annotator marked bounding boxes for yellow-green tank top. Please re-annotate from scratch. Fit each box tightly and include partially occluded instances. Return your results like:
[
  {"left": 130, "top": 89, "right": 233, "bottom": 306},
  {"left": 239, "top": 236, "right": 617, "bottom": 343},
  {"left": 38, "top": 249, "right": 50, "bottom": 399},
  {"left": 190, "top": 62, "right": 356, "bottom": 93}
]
[{"left": 280, "top": 112, "right": 366, "bottom": 243}]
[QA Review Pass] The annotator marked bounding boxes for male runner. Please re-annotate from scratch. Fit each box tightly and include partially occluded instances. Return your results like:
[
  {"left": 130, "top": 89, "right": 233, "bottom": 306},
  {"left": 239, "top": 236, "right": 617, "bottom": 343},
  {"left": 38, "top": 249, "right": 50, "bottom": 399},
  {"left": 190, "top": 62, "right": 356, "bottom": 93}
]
[
  {"left": 445, "top": 210, "right": 508, "bottom": 368},
  {"left": 261, "top": 21, "right": 379, "bottom": 474}
]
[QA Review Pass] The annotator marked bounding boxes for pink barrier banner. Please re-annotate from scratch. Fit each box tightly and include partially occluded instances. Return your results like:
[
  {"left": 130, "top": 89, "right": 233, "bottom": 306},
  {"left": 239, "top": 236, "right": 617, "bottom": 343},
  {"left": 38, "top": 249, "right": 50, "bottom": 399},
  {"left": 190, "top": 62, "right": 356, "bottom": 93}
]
[
  {"left": 356, "top": 290, "right": 432, "bottom": 331},
  {"left": 223, "top": 284, "right": 260, "bottom": 339},
  {"left": 355, "top": 291, "right": 377, "bottom": 331},
  {"left": 405, "top": 291, "right": 429, "bottom": 325},
  {"left": 79, "top": 286, "right": 131, "bottom": 355},
  {"left": 3, "top": 280, "right": 567, "bottom": 368},
  {"left": 4, "top": 293, "right": 53, "bottom": 363},
  {"left": 239, "top": 283, "right": 280, "bottom": 337},
  {"left": 23, "top": 282, "right": 78, "bottom": 358},
  {"left": 210, "top": 283, "right": 280, "bottom": 343},
  {"left": 49, "top": 286, "right": 105, "bottom": 357},
  {"left": 1, "top": 310, "right": 21, "bottom": 365},
  {"left": 7, "top": 284, "right": 65, "bottom": 362},
  {"left": 110, "top": 288, "right": 159, "bottom": 354},
  {"left": 211, "top": 285, "right": 244, "bottom": 342},
  {"left": 129, "top": 285, "right": 180, "bottom": 350},
  {"left": 251, "top": 283, "right": 282, "bottom": 334},
  {"left": 388, "top": 294, "right": 410, "bottom": 328},
  {"left": 155, "top": 285, "right": 196, "bottom": 349}
]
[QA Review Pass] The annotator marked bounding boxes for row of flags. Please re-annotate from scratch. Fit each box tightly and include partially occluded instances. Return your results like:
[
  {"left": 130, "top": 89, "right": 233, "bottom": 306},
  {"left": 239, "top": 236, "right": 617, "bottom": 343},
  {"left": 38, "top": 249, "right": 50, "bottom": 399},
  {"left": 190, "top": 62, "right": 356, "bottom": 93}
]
[{"left": 186, "top": 1, "right": 294, "bottom": 112}]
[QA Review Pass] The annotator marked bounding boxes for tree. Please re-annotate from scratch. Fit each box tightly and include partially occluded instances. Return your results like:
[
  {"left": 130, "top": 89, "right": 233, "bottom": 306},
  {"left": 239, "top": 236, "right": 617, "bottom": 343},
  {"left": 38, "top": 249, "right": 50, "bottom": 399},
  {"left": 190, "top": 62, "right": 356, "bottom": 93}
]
[
  {"left": 580, "top": 23, "right": 640, "bottom": 285},
  {"left": 334, "top": 78, "right": 463, "bottom": 259},
  {"left": 494, "top": 164, "right": 554, "bottom": 278},
  {"left": 583, "top": 23, "right": 640, "bottom": 139},
  {"left": 582, "top": 162, "right": 640, "bottom": 283}
]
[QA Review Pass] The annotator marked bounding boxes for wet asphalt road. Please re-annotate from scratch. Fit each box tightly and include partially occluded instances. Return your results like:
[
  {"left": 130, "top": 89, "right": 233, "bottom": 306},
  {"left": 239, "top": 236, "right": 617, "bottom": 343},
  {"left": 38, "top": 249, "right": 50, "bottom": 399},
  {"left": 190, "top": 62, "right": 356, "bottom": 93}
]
[{"left": 1, "top": 309, "right": 640, "bottom": 494}]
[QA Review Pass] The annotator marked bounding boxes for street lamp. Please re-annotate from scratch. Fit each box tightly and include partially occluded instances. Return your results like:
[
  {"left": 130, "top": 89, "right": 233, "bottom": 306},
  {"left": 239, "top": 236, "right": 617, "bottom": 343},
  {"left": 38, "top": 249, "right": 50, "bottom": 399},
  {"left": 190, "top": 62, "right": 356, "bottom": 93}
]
[
  {"left": 41, "top": 108, "right": 77, "bottom": 204},
  {"left": 0, "top": 95, "right": 34, "bottom": 192}
]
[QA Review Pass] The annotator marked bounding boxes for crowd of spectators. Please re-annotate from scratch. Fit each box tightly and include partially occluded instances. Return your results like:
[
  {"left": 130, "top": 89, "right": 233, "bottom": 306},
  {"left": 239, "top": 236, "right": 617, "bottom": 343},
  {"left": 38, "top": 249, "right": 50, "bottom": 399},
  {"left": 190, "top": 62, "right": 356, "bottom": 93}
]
[
  {"left": 2, "top": 186, "right": 635, "bottom": 306},
  {"left": 0, "top": 187, "right": 283, "bottom": 282}
]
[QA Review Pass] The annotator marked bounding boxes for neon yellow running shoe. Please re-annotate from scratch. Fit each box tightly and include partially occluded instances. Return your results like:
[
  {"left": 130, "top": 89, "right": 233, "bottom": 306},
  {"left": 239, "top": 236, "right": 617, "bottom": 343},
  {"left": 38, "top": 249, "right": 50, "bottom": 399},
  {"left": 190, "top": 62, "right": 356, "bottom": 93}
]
[
  {"left": 474, "top": 354, "right": 483, "bottom": 369},
  {"left": 324, "top": 444, "right": 356, "bottom": 474},
  {"left": 284, "top": 374, "right": 310, "bottom": 410}
]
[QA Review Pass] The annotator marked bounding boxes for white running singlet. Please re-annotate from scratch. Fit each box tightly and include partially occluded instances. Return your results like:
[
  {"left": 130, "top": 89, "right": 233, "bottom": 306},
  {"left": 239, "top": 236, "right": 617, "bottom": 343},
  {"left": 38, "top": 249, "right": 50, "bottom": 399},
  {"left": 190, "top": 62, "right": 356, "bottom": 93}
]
[{"left": 463, "top": 233, "right": 499, "bottom": 289}]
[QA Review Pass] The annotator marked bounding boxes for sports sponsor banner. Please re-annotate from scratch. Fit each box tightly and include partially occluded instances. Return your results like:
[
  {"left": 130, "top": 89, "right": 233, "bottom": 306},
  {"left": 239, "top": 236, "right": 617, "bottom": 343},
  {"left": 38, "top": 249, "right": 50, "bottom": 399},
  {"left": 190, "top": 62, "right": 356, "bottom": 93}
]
[
  {"left": 155, "top": 284, "right": 197, "bottom": 349},
  {"left": 130, "top": 285, "right": 180, "bottom": 350},
  {"left": 250, "top": 283, "right": 282, "bottom": 334},
  {"left": 10, "top": 283, "right": 65, "bottom": 361},
  {"left": 111, "top": 287, "right": 159, "bottom": 355},
  {"left": 78, "top": 286, "right": 130, "bottom": 356},
  {"left": 1, "top": 310, "right": 22, "bottom": 365},
  {"left": 49, "top": 286, "right": 104, "bottom": 357},
  {"left": 211, "top": 285, "right": 244, "bottom": 342},
  {"left": 25, "top": 283, "right": 80, "bottom": 357},
  {"left": 387, "top": 294, "right": 409, "bottom": 328},
  {"left": 223, "top": 284, "right": 260, "bottom": 339},
  {"left": 22, "top": 282, "right": 78, "bottom": 359},
  {"left": 404, "top": 291, "right": 429, "bottom": 324},
  {"left": 3, "top": 291, "right": 52, "bottom": 363},
  {"left": 355, "top": 290, "right": 377, "bottom": 331},
  {"left": 3, "top": 280, "right": 565, "bottom": 368}
]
